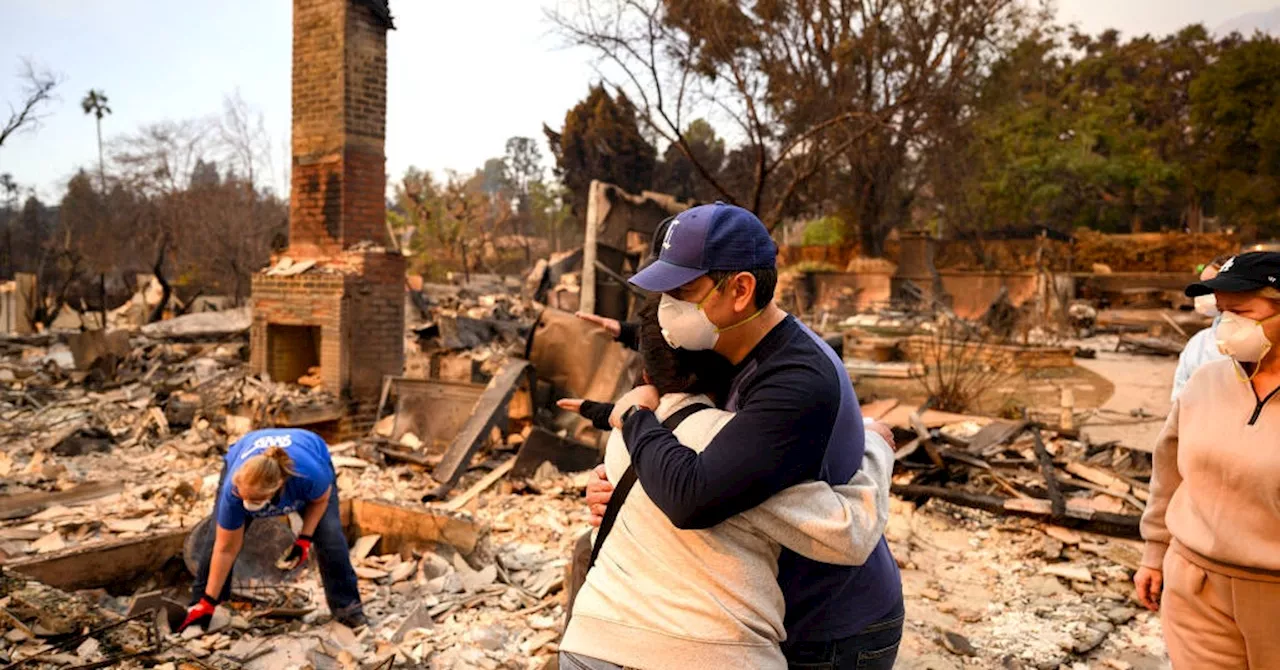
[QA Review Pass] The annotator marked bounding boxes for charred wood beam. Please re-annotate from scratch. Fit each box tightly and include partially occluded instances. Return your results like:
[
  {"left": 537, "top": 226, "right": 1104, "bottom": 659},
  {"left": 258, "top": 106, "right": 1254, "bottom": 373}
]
[
  {"left": 908, "top": 413, "right": 946, "bottom": 469},
  {"left": 891, "top": 485, "right": 1141, "bottom": 539},
  {"left": 427, "top": 360, "right": 533, "bottom": 497},
  {"left": 1026, "top": 420, "right": 1066, "bottom": 518},
  {"left": 512, "top": 427, "right": 601, "bottom": 478}
]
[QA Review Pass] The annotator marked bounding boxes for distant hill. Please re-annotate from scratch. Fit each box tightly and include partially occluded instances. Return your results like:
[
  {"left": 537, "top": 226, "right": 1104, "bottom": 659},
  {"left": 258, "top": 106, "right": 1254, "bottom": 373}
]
[{"left": 1217, "top": 6, "right": 1280, "bottom": 36}]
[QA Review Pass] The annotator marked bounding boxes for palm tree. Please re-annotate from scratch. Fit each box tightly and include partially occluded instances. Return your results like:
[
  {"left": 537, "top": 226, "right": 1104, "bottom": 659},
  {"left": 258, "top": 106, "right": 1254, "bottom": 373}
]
[{"left": 81, "top": 90, "right": 111, "bottom": 191}]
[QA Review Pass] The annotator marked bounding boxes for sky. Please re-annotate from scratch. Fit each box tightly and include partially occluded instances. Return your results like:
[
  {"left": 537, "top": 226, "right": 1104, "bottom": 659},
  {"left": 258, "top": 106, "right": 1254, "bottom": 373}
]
[{"left": 1, "top": 0, "right": 1278, "bottom": 203}]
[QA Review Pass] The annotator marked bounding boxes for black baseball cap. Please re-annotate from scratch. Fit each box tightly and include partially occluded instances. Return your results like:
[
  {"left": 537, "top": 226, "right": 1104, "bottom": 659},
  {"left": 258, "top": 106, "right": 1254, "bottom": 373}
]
[{"left": 1185, "top": 251, "right": 1280, "bottom": 297}]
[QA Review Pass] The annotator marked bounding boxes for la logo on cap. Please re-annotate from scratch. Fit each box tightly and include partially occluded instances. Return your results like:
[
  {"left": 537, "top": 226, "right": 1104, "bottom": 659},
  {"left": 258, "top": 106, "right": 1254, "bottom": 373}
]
[
  {"left": 1220, "top": 257, "right": 1237, "bottom": 274},
  {"left": 663, "top": 218, "right": 680, "bottom": 250}
]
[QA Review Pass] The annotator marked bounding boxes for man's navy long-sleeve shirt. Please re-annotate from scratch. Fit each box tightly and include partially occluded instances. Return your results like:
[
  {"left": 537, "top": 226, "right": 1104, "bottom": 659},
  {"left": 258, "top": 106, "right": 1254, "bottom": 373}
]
[{"left": 622, "top": 315, "right": 902, "bottom": 642}]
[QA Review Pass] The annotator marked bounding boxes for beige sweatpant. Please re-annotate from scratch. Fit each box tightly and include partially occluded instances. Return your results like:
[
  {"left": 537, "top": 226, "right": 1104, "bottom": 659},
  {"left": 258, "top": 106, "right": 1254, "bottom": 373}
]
[{"left": 1162, "top": 549, "right": 1280, "bottom": 669}]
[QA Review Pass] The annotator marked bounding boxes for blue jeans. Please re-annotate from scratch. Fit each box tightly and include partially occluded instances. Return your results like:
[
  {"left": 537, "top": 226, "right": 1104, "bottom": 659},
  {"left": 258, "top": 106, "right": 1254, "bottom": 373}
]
[
  {"left": 190, "top": 466, "right": 362, "bottom": 619},
  {"left": 782, "top": 603, "right": 905, "bottom": 670}
]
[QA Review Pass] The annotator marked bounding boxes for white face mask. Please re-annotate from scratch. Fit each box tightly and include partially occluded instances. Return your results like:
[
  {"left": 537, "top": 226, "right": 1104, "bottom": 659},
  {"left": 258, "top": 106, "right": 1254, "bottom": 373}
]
[
  {"left": 1194, "top": 295, "right": 1220, "bottom": 318},
  {"left": 242, "top": 499, "right": 269, "bottom": 512},
  {"left": 1216, "top": 311, "right": 1274, "bottom": 363},
  {"left": 657, "top": 277, "right": 768, "bottom": 351},
  {"left": 658, "top": 293, "right": 720, "bottom": 351}
]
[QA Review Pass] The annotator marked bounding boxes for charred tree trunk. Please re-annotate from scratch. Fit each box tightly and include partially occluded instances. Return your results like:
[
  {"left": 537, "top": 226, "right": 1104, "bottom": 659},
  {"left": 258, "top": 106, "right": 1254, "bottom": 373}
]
[
  {"left": 148, "top": 239, "right": 170, "bottom": 324},
  {"left": 98, "top": 273, "right": 108, "bottom": 330}
]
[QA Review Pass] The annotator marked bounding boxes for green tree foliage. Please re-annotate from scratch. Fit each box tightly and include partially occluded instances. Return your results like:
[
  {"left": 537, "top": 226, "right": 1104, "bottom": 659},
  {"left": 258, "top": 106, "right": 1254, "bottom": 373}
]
[
  {"left": 390, "top": 164, "right": 530, "bottom": 278},
  {"left": 504, "top": 136, "right": 543, "bottom": 201},
  {"left": 527, "top": 179, "right": 574, "bottom": 251},
  {"left": 481, "top": 157, "right": 511, "bottom": 197},
  {"left": 653, "top": 119, "right": 725, "bottom": 202},
  {"left": 544, "top": 84, "right": 656, "bottom": 217},
  {"left": 390, "top": 167, "right": 452, "bottom": 276},
  {"left": 800, "top": 215, "right": 845, "bottom": 246},
  {"left": 503, "top": 136, "right": 544, "bottom": 262},
  {"left": 1190, "top": 35, "right": 1280, "bottom": 237},
  {"left": 928, "top": 25, "right": 1276, "bottom": 240},
  {"left": 554, "top": 0, "right": 1042, "bottom": 256}
]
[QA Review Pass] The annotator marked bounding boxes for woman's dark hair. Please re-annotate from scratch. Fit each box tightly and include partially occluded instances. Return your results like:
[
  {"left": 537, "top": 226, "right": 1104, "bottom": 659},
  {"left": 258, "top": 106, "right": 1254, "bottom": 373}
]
[{"left": 637, "top": 297, "right": 733, "bottom": 397}]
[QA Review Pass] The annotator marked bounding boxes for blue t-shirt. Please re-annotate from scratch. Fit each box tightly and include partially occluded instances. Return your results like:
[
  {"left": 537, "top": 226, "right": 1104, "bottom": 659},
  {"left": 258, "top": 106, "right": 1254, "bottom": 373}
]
[{"left": 216, "top": 429, "right": 334, "bottom": 531}]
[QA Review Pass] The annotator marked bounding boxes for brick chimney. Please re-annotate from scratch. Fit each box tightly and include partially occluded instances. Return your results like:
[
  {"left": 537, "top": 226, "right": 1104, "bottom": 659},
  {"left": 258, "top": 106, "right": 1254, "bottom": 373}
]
[
  {"left": 250, "top": 0, "right": 403, "bottom": 438},
  {"left": 289, "top": 0, "right": 393, "bottom": 256},
  {"left": 892, "top": 231, "right": 943, "bottom": 306}
]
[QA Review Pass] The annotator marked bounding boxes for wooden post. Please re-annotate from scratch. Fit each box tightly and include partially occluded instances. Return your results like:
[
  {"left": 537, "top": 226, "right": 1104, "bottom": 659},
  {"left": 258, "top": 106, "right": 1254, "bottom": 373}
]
[
  {"left": 1060, "top": 386, "right": 1075, "bottom": 431},
  {"left": 1028, "top": 421, "right": 1066, "bottom": 518},
  {"left": 581, "top": 180, "right": 603, "bottom": 315}
]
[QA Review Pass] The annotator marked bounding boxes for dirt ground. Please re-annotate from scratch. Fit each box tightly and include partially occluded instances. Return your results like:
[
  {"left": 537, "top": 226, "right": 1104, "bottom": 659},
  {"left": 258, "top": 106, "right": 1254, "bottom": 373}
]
[
  {"left": 854, "top": 335, "right": 1178, "bottom": 455},
  {"left": 855, "top": 361, "right": 1117, "bottom": 420},
  {"left": 1073, "top": 344, "right": 1178, "bottom": 453},
  {"left": 891, "top": 500, "right": 1168, "bottom": 670}
]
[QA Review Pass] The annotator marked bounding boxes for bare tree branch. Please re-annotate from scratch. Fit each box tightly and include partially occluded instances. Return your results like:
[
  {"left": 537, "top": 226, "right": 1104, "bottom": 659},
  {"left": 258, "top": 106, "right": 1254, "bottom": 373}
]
[{"left": 0, "top": 59, "right": 60, "bottom": 149}]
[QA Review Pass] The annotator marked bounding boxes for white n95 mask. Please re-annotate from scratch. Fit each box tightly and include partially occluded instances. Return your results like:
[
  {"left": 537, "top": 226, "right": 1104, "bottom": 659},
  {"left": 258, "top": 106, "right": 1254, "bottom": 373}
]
[
  {"left": 242, "top": 499, "right": 269, "bottom": 512},
  {"left": 1216, "top": 311, "right": 1274, "bottom": 363},
  {"left": 658, "top": 293, "right": 720, "bottom": 351},
  {"left": 1194, "top": 295, "right": 1220, "bottom": 318}
]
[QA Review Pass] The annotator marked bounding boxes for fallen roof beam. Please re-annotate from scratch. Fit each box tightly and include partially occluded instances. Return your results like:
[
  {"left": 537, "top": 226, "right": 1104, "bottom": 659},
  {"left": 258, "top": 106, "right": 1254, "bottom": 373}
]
[
  {"left": 343, "top": 498, "right": 483, "bottom": 557},
  {"left": 429, "top": 359, "right": 532, "bottom": 494},
  {"left": 511, "top": 427, "right": 601, "bottom": 478},
  {"left": 7, "top": 529, "right": 189, "bottom": 592},
  {"left": 892, "top": 484, "right": 1141, "bottom": 539},
  {"left": 0, "top": 481, "right": 126, "bottom": 521}
]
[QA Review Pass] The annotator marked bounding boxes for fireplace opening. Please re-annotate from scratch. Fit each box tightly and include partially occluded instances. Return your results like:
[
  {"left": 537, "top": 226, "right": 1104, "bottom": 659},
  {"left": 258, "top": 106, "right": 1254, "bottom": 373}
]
[{"left": 266, "top": 324, "right": 321, "bottom": 384}]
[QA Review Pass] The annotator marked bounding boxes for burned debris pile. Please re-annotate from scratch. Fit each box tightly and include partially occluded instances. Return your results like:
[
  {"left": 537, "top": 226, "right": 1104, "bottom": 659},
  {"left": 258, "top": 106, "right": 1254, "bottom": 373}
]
[
  {"left": 876, "top": 400, "right": 1150, "bottom": 539},
  {"left": 0, "top": 278, "right": 604, "bottom": 669}
]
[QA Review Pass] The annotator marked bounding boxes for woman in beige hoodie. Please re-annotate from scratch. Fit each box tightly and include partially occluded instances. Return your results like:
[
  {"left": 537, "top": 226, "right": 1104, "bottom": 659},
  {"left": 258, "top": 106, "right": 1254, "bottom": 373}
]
[{"left": 1136, "top": 251, "right": 1280, "bottom": 669}]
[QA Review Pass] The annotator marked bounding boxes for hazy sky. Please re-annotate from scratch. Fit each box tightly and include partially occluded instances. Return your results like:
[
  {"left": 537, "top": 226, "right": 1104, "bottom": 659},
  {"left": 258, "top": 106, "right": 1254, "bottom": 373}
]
[{"left": 1, "top": 0, "right": 1277, "bottom": 202}]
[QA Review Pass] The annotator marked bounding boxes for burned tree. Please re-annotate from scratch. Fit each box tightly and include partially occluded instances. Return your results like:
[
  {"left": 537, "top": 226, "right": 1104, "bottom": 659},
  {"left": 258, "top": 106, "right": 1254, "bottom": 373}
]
[
  {"left": 0, "top": 59, "right": 60, "bottom": 150},
  {"left": 551, "top": 0, "right": 1044, "bottom": 252}
]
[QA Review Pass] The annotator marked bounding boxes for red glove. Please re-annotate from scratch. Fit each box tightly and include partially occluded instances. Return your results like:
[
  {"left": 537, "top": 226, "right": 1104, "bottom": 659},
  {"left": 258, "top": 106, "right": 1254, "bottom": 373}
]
[
  {"left": 178, "top": 595, "right": 217, "bottom": 633},
  {"left": 276, "top": 535, "right": 312, "bottom": 571}
]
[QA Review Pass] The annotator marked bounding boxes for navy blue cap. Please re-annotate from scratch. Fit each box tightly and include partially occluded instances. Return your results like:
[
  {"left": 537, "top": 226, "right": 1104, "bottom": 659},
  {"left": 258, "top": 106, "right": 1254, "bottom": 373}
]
[
  {"left": 1185, "top": 251, "right": 1280, "bottom": 297},
  {"left": 630, "top": 203, "right": 777, "bottom": 293}
]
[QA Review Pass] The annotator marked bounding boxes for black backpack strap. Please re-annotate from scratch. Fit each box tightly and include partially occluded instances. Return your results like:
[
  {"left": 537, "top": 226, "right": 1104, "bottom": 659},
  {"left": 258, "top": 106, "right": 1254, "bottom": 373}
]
[
  {"left": 659, "top": 402, "right": 715, "bottom": 432},
  {"left": 587, "top": 402, "right": 713, "bottom": 569}
]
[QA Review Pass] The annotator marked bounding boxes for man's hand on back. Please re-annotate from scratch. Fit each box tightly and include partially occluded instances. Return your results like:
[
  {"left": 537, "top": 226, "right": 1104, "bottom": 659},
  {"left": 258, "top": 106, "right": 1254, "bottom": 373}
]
[{"left": 586, "top": 464, "right": 613, "bottom": 527}]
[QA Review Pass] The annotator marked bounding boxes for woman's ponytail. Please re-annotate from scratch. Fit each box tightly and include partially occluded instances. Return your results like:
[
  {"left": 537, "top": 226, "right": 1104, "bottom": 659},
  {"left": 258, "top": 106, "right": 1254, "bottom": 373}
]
[{"left": 234, "top": 446, "right": 295, "bottom": 493}]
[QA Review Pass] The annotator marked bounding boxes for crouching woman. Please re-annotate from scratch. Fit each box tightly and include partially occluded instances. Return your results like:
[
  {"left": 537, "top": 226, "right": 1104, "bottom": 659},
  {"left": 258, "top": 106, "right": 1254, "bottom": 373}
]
[{"left": 180, "top": 428, "right": 365, "bottom": 632}]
